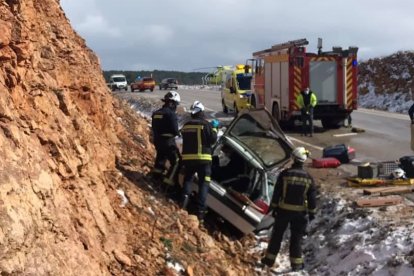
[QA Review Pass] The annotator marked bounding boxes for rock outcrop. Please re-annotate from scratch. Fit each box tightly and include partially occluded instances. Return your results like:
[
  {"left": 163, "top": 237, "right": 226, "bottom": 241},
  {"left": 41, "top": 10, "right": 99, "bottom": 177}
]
[
  {"left": 0, "top": 1, "right": 257, "bottom": 275},
  {"left": 359, "top": 51, "right": 414, "bottom": 95}
]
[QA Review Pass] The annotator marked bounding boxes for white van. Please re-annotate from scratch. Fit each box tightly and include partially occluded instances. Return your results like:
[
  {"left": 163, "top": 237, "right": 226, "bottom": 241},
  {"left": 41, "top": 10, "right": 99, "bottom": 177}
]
[{"left": 108, "top": 74, "right": 128, "bottom": 91}]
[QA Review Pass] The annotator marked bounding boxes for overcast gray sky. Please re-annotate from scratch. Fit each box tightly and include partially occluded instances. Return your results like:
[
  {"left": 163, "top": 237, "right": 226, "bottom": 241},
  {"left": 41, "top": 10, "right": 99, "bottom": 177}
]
[{"left": 61, "top": 0, "right": 414, "bottom": 72}]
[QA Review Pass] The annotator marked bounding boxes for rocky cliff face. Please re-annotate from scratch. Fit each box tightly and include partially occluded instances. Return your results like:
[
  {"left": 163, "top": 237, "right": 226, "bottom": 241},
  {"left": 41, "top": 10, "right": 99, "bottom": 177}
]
[
  {"left": 359, "top": 51, "right": 414, "bottom": 95},
  {"left": 0, "top": 1, "right": 257, "bottom": 275}
]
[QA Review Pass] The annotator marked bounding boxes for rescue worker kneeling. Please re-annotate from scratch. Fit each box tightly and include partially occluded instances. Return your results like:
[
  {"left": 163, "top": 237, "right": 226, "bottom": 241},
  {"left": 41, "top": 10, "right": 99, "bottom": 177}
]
[
  {"left": 180, "top": 101, "right": 218, "bottom": 222},
  {"left": 150, "top": 91, "right": 181, "bottom": 190},
  {"left": 261, "top": 147, "right": 317, "bottom": 272}
]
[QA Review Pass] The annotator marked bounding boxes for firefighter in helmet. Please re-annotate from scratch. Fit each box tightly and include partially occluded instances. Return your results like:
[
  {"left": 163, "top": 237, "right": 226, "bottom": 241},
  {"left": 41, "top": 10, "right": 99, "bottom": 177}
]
[
  {"left": 180, "top": 101, "right": 218, "bottom": 223},
  {"left": 296, "top": 87, "right": 318, "bottom": 136},
  {"left": 261, "top": 147, "right": 317, "bottom": 272},
  {"left": 150, "top": 91, "right": 181, "bottom": 189}
]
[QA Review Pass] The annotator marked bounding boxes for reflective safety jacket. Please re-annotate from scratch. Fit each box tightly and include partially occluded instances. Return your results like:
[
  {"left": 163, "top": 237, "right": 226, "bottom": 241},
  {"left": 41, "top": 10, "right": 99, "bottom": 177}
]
[
  {"left": 181, "top": 118, "right": 217, "bottom": 163},
  {"left": 151, "top": 105, "right": 179, "bottom": 149},
  {"left": 296, "top": 91, "right": 317, "bottom": 109},
  {"left": 271, "top": 163, "right": 317, "bottom": 214}
]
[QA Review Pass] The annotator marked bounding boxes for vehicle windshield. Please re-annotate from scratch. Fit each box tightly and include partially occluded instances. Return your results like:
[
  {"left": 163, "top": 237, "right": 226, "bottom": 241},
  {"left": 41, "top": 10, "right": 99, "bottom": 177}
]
[
  {"left": 112, "top": 77, "right": 126, "bottom": 82},
  {"left": 229, "top": 115, "right": 289, "bottom": 167},
  {"left": 236, "top": 74, "right": 252, "bottom": 90},
  {"left": 143, "top": 78, "right": 154, "bottom": 82}
]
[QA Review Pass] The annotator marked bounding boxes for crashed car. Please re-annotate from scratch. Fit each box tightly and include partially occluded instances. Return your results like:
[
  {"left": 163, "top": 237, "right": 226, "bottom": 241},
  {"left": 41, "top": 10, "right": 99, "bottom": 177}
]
[{"left": 180, "top": 108, "right": 294, "bottom": 234}]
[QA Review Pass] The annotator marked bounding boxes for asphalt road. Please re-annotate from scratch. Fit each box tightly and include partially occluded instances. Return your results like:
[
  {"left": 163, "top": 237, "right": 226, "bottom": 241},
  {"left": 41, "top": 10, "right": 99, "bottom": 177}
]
[{"left": 120, "top": 86, "right": 413, "bottom": 163}]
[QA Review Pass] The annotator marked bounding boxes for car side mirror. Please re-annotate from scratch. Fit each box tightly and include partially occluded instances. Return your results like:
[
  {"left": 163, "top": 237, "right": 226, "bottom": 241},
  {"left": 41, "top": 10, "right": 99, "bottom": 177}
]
[{"left": 230, "top": 87, "right": 236, "bottom": 94}]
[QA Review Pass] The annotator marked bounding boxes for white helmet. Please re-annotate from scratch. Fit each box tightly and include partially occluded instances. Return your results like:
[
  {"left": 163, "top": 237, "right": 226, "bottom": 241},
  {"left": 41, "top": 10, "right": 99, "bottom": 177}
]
[
  {"left": 163, "top": 91, "right": 181, "bottom": 104},
  {"left": 291, "top": 147, "right": 310, "bottom": 163},
  {"left": 392, "top": 168, "right": 406, "bottom": 179},
  {"left": 190, "top": 100, "right": 205, "bottom": 114}
]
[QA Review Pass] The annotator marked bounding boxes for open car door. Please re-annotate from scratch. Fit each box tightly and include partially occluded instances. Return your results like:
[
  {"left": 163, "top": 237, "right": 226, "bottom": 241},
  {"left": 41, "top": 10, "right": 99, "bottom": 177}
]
[{"left": 204, "top": 108, "right": 294, "bottom": 234}]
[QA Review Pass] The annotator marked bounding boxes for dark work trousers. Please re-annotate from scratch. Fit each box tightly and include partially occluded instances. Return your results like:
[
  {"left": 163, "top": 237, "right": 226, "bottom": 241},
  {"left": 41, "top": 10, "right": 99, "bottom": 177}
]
[
  {"left": 301, "top": 107, "right": 314, "bottom": 136},
  {"left": 264, "top": 211, "right": 307, "bottom": 268},
  {"left": 182, "top": 163, "right": 211, "bottom": 217},
  {"left": 153, "top": 145, "right": 181, "bottom": 187}
]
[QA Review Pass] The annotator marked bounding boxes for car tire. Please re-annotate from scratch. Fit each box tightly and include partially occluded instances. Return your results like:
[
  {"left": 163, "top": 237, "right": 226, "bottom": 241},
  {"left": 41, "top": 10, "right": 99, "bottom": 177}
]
[
  {"left": 222, "top": 99, "right": 228, "bottom": 114},
  {"left": 150, "top": 88, "right": 154, "bottom": 92},
  {"left": 234, "top": 102, "right": 239, "bottom": 115},
  {"left": 131, "top": 87, "right": 134, "bottom": 92},
  {"left": 250, "top": 95, "right": 256, "bottom": 109}
]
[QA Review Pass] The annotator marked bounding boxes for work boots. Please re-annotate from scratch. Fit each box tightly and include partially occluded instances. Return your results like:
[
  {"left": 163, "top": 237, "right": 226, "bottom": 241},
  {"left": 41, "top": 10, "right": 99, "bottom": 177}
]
[
  {"left": 291, "top": 263, "right": 305, "bottom": 272},
  {"left": 197, "top": 210, "right": 207, "bottom": 224}
]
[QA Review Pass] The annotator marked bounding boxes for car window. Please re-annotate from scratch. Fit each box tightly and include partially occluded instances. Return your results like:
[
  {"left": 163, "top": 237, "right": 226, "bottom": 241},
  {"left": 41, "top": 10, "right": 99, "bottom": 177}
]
[
  {"left": 143, "top": 78, "right": 154, "bottom": 81},
  {"left": 112, "top": 77, "right": 126, "bottom": 82},
  {"left": 229, "top": 116, "right": 289, "bottom": 167},
  {"left": 236, "top": 73, "right": 252, "bottom": 90}
]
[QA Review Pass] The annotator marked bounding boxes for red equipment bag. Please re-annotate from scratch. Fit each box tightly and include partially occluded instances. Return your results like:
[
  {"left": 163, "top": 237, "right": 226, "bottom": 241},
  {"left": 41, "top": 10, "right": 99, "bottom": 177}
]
[{"left": 312, "top": 157, "right": 341, "bottom": 168}]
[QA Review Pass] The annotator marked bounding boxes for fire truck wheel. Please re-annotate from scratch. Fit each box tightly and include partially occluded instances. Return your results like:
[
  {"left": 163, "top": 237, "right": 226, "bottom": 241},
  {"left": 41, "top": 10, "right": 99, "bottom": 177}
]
[{"left": 321, "top": 118, "right": 342, "bottom": 129}]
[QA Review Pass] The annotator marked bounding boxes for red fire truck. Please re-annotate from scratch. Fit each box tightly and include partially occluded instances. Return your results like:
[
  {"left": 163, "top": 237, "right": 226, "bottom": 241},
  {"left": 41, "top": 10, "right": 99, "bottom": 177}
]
[{"left": 247, "top": 38, "right": 358, "bottom": 128}]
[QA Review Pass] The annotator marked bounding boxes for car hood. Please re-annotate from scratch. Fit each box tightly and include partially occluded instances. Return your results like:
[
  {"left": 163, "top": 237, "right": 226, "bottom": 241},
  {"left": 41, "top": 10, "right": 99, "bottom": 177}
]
[{"left": 222, "top": 108, "right": 294, "bottom": 170}]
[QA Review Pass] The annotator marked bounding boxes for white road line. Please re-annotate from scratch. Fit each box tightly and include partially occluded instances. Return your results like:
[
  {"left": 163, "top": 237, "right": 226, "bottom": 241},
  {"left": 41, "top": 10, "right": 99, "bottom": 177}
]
[
  {"left": 333, "top": 133, "right": 358, "bottom": 137},
  {"left": 288, "top": 136, "right": 324, "bottom": 151}
]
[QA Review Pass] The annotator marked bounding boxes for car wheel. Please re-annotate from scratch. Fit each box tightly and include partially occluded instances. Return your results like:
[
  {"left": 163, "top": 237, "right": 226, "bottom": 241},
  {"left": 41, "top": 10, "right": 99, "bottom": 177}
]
[
  {"left": 222, "top": 99, "right": 228, "bottom": 114},
  {"left": 131, "top": 87, "right": 134, "bottom": 92},
  {"left": 250, "top": 95, "right": 256, "bottom": 109},
  {"left": 151, "top": 88, "right": 154, "bottom": 92},
  {"left": 234, "top": 103, "right": 239, "bottom": 115}
]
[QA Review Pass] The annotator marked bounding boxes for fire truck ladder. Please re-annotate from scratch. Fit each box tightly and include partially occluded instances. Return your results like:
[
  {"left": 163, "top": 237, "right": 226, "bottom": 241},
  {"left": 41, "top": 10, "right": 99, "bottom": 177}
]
[
  {"left": 253, "top": 38, "right": 309, "bottom": 56},
  {"left": 271, "top": 38, "right": 309, "bottom": 51}
]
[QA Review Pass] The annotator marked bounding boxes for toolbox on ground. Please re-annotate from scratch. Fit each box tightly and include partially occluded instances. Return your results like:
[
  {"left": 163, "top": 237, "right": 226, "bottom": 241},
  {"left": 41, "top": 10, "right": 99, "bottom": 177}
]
[
  {"left": 357, "top": 163, "right": 378, "bottom": 178},
  {"left": 378, "top": 161, "right": 400, "bottom": 178},
  {"left": 399, "top": 156, "right": 414, "bottom": 178},
  {"left": 312, "top": 157, "right": 341, "bottom": 168},
  {"left": 322, "top": 144, "right": 355, "bottom": 164}
]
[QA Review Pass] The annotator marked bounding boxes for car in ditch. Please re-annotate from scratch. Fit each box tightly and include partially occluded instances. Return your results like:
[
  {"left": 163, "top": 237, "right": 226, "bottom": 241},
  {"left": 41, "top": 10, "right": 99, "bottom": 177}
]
[
  {"left": 131, "top": 77, "right": 155, "bottom": 92},
  {"left": 180, "top": 108, "right": 294, "bottom": 234}
]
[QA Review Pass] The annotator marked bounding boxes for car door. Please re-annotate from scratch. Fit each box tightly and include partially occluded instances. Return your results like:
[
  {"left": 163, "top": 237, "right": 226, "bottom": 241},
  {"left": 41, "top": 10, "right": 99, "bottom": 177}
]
[{"left": 204, "top": 108, "right": 294, "bottom": 234}]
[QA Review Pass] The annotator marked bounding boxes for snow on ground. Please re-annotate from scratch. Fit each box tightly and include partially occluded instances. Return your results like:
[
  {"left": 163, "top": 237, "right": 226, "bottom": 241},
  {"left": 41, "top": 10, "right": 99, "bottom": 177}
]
[
  {"left": 358, "top": 84, "right": 413, "bottom": 114},
  {"left": 121, "top": 86, "right": 414, "bottom": 275}
]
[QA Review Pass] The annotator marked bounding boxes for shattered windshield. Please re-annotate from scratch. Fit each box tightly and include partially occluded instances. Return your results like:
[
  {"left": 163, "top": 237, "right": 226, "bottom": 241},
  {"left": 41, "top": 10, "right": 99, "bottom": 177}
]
[{"left": 229, "top": 115, "right": 289, "bottom": 167}]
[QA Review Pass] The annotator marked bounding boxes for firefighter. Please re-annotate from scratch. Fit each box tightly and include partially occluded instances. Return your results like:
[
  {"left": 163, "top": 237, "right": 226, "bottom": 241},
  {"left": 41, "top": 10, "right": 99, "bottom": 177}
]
[
  {"left": 150, "top": 91, "right": 181, "bottom": 190},
  {"left": 180, "top": 101, "right": 218, "bottom": 222},
  {"left": 409, "top": 102, "right": 414, "bottom": 124},
  {"left": 296, "top": 87, "right": 317, "bottom": 137},
  {"left": 261, "top": 147, "right": 317, "bottom": 272}
]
